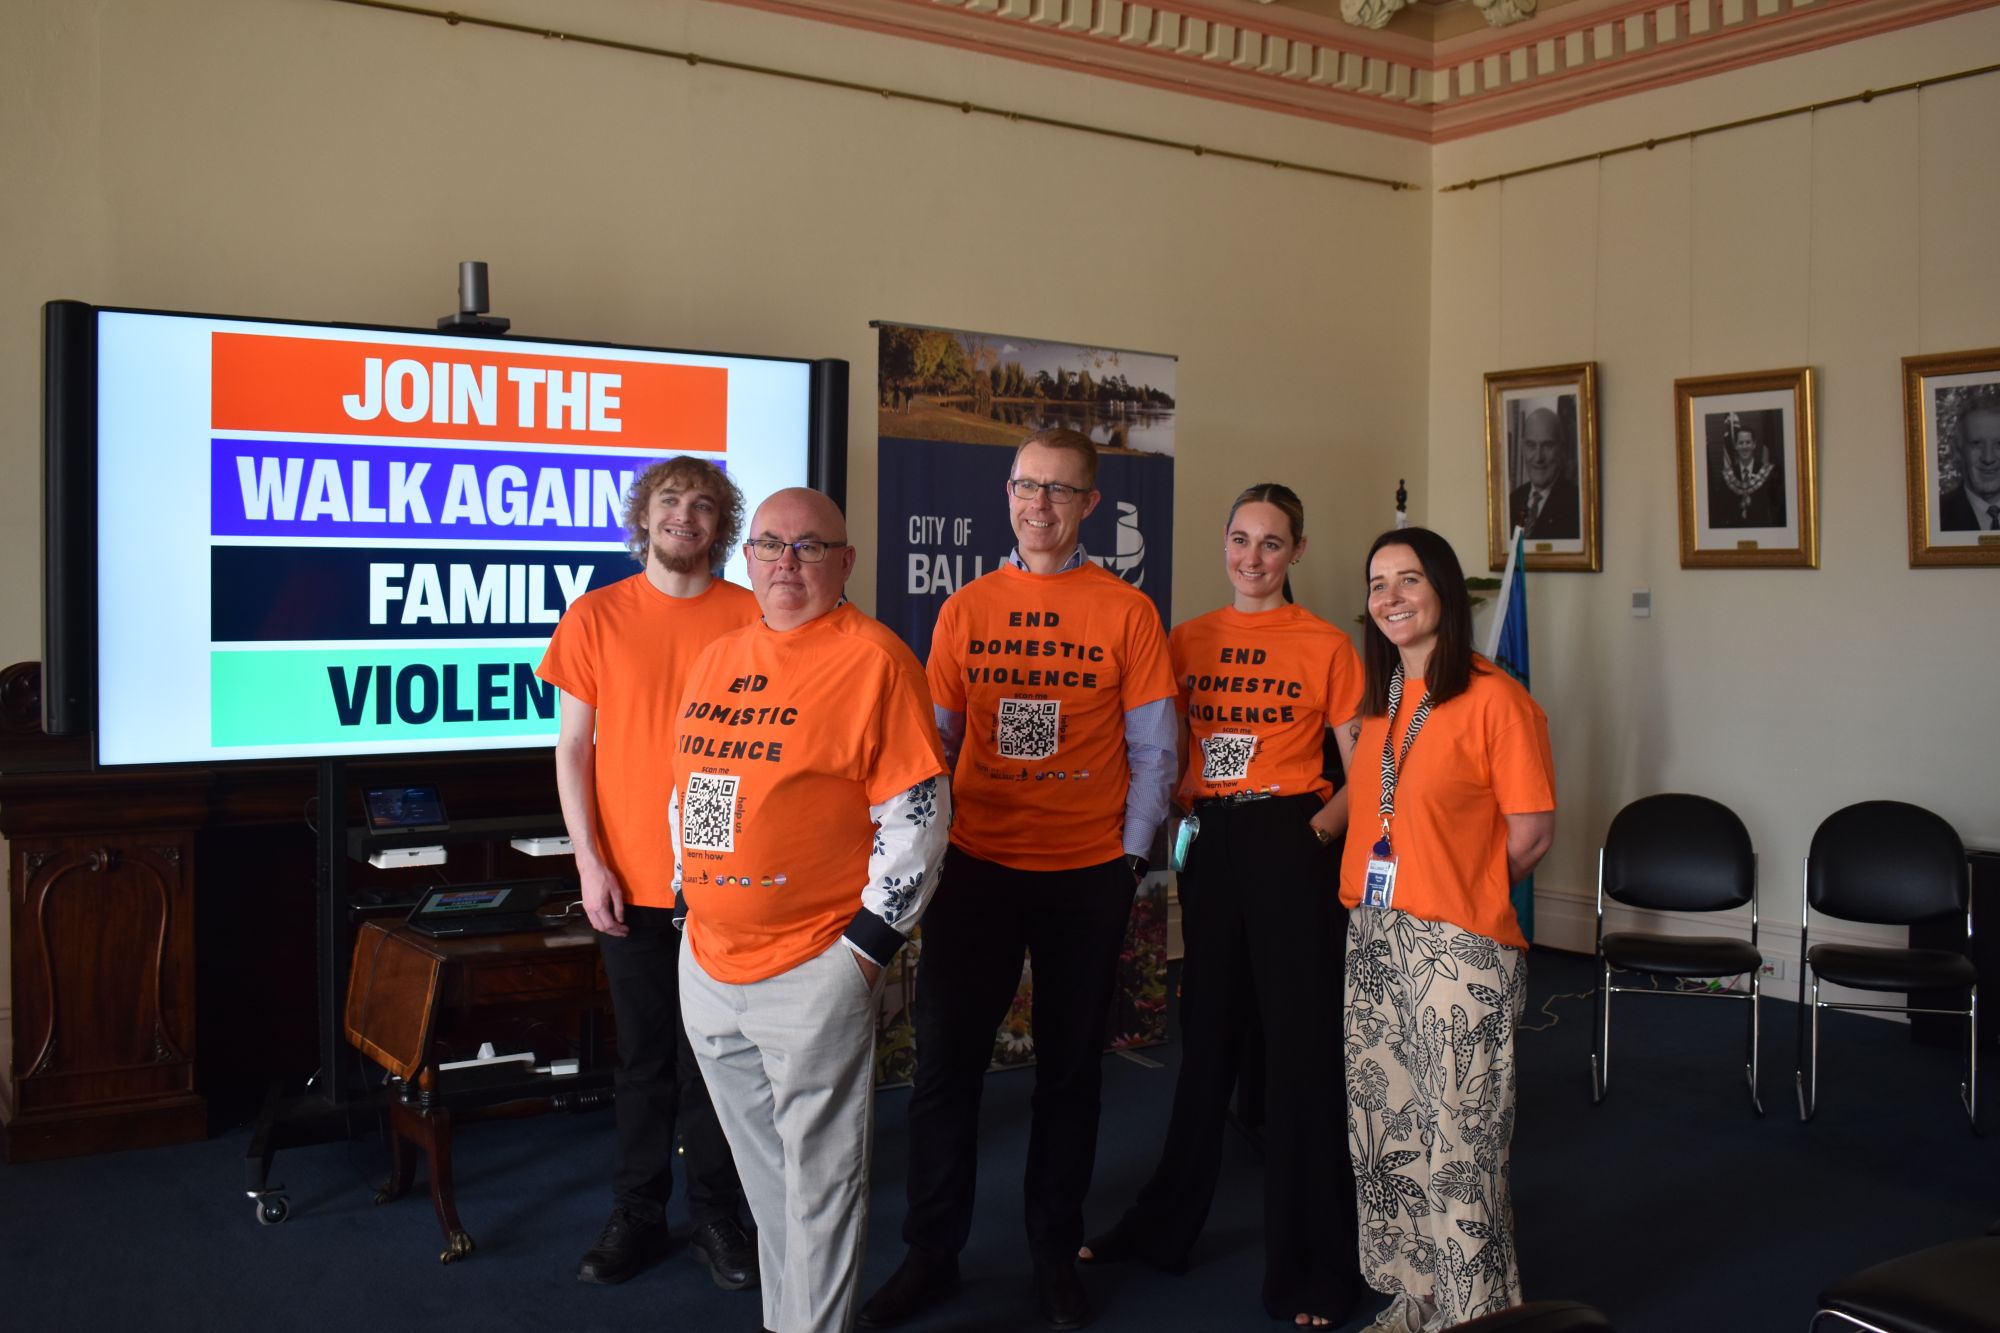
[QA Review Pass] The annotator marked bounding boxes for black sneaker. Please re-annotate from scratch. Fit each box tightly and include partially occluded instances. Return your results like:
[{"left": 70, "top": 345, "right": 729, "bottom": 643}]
[
  {"left": 576, "top": 1207, "right": 671, "bottom": 1285},
  {"left": 858, "top": 1248, "right": 960, "bottom": 1328},
  {"left": 689, "top": 1216, "right": 758, "bottom": 1291},
  {"left": 1035, "top": 1258, "right": 1091, "bottom": 1330}
]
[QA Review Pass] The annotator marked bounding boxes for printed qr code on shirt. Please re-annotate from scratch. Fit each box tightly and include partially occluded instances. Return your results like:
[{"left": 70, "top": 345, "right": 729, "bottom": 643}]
[
  {"left": 996, "top": 698, "right": 1060, "bottom": 761},
  {"left": 1201, "top": 733, "right": 1256, "bottom": 782},
  {"left": 683, "top": 773, "right": 739, "bottom": 852}
]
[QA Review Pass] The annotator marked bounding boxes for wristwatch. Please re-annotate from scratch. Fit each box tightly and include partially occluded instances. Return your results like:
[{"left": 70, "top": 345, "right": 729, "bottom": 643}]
[
  {"left": 1125, "top": 853, "right": 1150, "bottom": 883},
  {"left": 1312, "top": 825, "right": 1333, "bottom": 846}
]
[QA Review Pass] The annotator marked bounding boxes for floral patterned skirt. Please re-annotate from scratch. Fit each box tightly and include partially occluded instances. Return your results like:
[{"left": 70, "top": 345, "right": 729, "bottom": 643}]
[{"left": 1342, "top": 905, "right": 1526, "bottom": 1325}]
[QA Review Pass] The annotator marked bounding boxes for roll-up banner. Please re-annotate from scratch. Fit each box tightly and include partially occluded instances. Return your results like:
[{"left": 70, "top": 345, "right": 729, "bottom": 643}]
[{"left": 870, "top": 321, "right": 1176, "bottom": 1083}]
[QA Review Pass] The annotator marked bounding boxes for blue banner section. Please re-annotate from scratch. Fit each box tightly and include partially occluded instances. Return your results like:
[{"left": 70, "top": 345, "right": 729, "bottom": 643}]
[
  {"left": 1494, "top": 529, "right": 1535, "bottom": 944},
  {"left": 1494, "top": 535, "right": 1531, "bottom": 687},
  {"left": 210, "top": 545, "right": 634, "bottom": 641},
  {"left": 211, "top": 438, "right": 676, "bottom": 542},
  {"left": 875, "top": 435, "right": 1174, "bottom": 660}
]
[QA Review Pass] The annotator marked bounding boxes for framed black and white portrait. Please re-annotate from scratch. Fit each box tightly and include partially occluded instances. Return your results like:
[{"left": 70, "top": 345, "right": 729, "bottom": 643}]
[
  {"left": 1674, "top": 367, "right": 1818, "bottom": 569},
  {"left": 1483, "top": 362, "right": 1599, "bottom": 572},
  {"left": 1903, "top": 347, "right": 2000, "bottom": 568}
]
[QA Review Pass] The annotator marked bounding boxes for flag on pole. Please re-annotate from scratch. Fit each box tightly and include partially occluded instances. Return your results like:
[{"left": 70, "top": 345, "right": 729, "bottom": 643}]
[
  {"left": 1485, "top": 527, "right": 1534, "bottom": 941},
  {"left": 1487, "top": 527, "right": 1530, "bottom": 686}
]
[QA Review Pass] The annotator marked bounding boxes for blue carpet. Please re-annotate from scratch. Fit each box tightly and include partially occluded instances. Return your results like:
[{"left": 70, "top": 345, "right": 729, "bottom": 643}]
[{"left": 2, "top": 948, "right": 1993, "bottom": 1331}]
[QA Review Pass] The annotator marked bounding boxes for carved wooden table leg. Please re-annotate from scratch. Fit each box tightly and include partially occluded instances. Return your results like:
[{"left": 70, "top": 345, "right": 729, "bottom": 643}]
[
  {"left": 374, "top": 1106, "right": 419, "bottom": 1205},
  {"left": 384, "top": 1099, "right": 476, "bottom": 1262},
  {"left": 421, "top": 1105, "right": 474, "bottom": 1263}
]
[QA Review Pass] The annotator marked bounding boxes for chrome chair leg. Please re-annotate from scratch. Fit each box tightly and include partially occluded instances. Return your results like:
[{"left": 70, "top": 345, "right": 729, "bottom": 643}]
[
  {"left": 1798, "top": 860, "right": 1812, "bottom": 1122},
  {"left": 1796, "top": 967, "right": 1813, "bottom": 1122},
  {"left": 1798, "top": 972, "right": 1822, "bottom": 1122},
  {"left": 1810, "top": 1310, "right": 1896, "bottom": 1333},
  {"left": 1965, "top": 982, "right": 1979, "bottom": 1132},
  {"left": 1747, "top": 968, "right": 1764, "bottom": 1116},
  {"left": 1590, "top": 960, "right": 1610, "bottom": 1104}
]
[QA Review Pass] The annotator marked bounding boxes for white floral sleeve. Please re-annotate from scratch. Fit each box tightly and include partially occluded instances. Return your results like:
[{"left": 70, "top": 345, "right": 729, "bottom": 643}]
[{"left": 843, "top": 775, "right": 953, "bottom": 965}]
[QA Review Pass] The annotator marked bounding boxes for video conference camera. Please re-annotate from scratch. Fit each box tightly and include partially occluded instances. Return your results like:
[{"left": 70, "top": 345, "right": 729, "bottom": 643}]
[{"left": 437, "top": 260, "right": 511, "bottom": 336}]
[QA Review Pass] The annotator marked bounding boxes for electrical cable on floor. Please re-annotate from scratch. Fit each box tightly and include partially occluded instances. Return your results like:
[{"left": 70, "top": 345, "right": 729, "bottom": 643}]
[
  {"left": 1521, "top": 965, "right": 1760, "bottom": 1034},
  {"left": 1523, "top": 966, "right": 1662, "bottom": 1032},
  {"left": 1519, "top": 990, "right": 1593, "bottom": 1033}
]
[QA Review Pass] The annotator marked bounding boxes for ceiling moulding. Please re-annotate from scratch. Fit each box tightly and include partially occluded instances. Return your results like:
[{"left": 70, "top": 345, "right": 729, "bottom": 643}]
[
  {"left": 717, "top": 0, "right": 1440, "bottom": 138},
  {"left": 1427, "top": 0, "right": 2000, "bottom": 139},
  {"left": 1336, "top": 0, "right": 1538, "bottom": 31},
  {"left": 704, "top": 0, "right": 2000, "bottom": 143}
]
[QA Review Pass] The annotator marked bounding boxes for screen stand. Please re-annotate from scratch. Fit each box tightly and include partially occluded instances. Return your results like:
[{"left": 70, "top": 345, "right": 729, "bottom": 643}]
[
  {"left": 316, "top": 757, "right": 354, "bottom": 1105},
  {"left": 242, "top": 757, "right": 382, "bottom": 1225}
]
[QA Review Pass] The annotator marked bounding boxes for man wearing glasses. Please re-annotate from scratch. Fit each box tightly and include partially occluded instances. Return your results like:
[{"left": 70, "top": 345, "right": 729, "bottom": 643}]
[
  {"left": 674, "top": 487, "right": 952, "bottom": 1333},
  {"left": 538, "top": 456, "right": 759, "bottom": 1291},
  {"left": 864, "top": 429, "right": 1177, "bottom": 1330}
]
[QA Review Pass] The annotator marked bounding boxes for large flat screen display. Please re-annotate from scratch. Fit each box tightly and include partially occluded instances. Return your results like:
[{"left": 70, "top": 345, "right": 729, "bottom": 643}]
[{"left": 75, "top": 309, "right": 822, "bottom": 766}]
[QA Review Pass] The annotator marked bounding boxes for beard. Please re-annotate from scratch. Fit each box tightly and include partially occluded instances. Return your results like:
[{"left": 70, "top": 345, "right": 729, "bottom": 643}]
[{"left": 651, "top": 541, "right": 708, "bottom": 575}]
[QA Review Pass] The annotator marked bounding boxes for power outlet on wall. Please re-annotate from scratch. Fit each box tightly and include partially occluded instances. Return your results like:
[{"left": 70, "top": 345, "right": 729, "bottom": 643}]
[{"left": 1759, "top": 958, "right": 1786, "bottom": 981}]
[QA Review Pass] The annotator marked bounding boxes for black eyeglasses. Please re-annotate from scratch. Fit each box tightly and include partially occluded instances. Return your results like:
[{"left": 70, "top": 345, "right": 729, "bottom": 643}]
[
  {"left": 1006, "top": 478, "right": 1086, "bottom": 504},
  {"left": 744, "top": 538, "right": 846, "bottom": 563}
]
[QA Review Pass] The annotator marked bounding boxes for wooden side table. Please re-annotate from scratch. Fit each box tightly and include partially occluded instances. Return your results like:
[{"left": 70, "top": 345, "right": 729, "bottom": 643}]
[{"left": 343, "top": 917, "right": 612, "bottom": 1262}]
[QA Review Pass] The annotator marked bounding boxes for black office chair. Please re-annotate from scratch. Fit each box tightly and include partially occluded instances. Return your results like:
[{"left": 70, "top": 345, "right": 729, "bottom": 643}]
[
  {"left": 1797, "top": 800, "right": 1977, "bottom": 1128},
  {"left": 1810, "top": 1230, "right": 2000, "bottom": 1331},
  {"left": 1456, "top": 1301, "right": 1614, "bottom": 1331},
  {"left": 1592, "top": 793, "right": 1762, "bottom": 1113}
]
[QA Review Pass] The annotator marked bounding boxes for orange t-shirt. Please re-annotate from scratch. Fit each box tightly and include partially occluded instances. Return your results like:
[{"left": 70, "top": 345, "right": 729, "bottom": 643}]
[
  {"left": 1171, "top": 604, "right": 1363, "bottom": 805},
  {"left": 1338, "top": 660, "right": 1555, "bottom": 950},
  {"left": 927, "top": 562, "right": 1177, "bottom": 871},
  {"left": 675, "top": 602, "right": 948, "bottom": 984},
  {"left": 537, "top": 574, "right": 759, "bottom": 909}
]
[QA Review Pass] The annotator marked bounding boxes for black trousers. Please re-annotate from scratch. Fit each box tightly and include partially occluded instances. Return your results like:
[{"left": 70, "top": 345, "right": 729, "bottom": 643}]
[
  {"left": 597, "top": 904, "right": 744, "bottom": 1227},
  {"left": 1103, "top": 795, "right": 1361, "bottom": 1318},
  {"left": 902, "top": 847, "right": 1135, "bottom": 1265}
]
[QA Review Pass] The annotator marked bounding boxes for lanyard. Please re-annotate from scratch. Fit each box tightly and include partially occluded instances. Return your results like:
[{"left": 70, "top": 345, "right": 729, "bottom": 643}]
[{"left": 1375, "top": 664, "right": 1432, "bottom": 851}]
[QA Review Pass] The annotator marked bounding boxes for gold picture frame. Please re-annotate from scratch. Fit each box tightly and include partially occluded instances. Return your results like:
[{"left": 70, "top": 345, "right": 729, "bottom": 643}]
[
  {"left": 1902, "top": 347, "right": 2000, "bottom": 568},
  {"left": 1483, "top": 362, "right": 1600, "bottom": 572},
  {"left": 1673, "top": 367, "right": 1817, "bottom": 569}
]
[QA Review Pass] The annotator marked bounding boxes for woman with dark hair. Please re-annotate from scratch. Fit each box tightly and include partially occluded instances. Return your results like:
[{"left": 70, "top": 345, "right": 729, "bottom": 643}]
[
  {"left": 1080, "top": 483, "right": 1365, "bottom": 1329},
  {"left": 1341, "top": 528, "right": 1555, "bottom": 1333}
]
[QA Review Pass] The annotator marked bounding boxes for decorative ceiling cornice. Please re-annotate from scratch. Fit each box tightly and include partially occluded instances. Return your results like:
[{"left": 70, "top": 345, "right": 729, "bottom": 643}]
[
  {"left": 1333, "top": 0, "right": 1539, "bottom": 33},
  {"left": 705, "top": 0, "right": 2000, "bottom": 142}
]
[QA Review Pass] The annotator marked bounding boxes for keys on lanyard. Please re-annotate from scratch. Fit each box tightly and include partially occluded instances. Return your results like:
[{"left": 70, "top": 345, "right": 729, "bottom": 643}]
[{"left": 1365, "top": 666, "right": 1432, "bottom": 911}]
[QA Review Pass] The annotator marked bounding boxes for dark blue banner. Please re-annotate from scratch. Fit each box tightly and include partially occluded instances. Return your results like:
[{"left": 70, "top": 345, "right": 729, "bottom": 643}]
[
  {"left": 211, "top": 545, "right": 635, "bottom": 641},
  {"left": 875, "top": 435, "right": 1174, "bottom": 661}
]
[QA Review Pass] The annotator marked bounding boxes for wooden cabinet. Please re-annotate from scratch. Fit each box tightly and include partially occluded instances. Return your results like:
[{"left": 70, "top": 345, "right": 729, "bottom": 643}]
[
  {"left": 5, "top": 829, "right": 205, "bottom": 1159},
  {"left": 1, "top": 660, "right": 570, "bottom": 1161}
]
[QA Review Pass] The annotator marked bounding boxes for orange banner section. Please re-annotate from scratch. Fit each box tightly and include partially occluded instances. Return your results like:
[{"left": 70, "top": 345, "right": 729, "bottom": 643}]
[{"left": 211, "top": 332, "right": 727, "bottom": 451}]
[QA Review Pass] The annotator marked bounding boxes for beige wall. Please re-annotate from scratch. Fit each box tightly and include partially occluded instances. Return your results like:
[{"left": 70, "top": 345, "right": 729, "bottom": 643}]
[
  {"left": 0, "top": 0, "right": 1433, "bottom": 1016},
  {"left": 1426, "top": 6, "right": 2000, "bottom": 971},
  {"left": 5, "top": 0, "right": 1997, "bottom": 1009},
  {"left": 0, "top": 0, "right": 1434, "bottom": 676}
]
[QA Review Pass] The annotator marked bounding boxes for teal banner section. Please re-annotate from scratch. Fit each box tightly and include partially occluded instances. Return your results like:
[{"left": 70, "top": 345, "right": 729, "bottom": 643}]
[{"left": 211, "top": 647, "right": 560, "bottom": 747}]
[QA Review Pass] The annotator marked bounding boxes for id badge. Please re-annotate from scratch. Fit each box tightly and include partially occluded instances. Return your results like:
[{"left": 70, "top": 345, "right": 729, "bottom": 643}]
[
  {"left": 1362, "top": 837, "right": 1398, "bottom": 910},
  {"left": 1169, "top": 814, "right": 1200, "bottom": 873}
]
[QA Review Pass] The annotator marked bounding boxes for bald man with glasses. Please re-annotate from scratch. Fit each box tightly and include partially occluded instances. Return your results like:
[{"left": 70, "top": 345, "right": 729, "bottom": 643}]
[
  {"left": 674, "top": 488, "right": 951, "bottom": 1333},
  {"left": 864, "top": 429, "right": 1178, "bottom": 1331}
]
